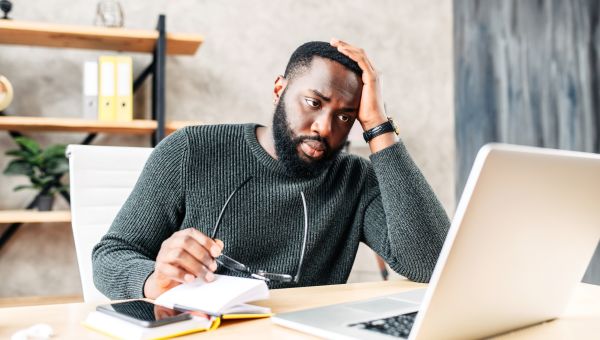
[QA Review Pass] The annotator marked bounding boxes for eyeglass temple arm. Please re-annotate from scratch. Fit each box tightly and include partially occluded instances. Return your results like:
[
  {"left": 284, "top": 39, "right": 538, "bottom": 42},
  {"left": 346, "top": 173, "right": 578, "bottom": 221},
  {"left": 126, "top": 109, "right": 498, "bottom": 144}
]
[
  {"left": 294, "top": 191, "right": 308, "bottom": 283},
  {"left": 210, "top": 176, "right": 253, "bottom": 239}
]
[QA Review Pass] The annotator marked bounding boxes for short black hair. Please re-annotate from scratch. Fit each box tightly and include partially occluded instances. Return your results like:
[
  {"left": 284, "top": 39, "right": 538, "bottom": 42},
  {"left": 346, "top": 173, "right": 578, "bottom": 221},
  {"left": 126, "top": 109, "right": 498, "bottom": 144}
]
[{"left": 283, "top": 41, "right": 362, "bottom": 81}]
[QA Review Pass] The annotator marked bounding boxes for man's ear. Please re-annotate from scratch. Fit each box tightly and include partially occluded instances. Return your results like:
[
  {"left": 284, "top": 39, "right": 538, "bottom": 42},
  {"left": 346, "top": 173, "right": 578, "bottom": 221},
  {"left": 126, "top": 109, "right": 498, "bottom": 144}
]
[{"left": 273, "top": 75, "right": 287, "bottom": 104}]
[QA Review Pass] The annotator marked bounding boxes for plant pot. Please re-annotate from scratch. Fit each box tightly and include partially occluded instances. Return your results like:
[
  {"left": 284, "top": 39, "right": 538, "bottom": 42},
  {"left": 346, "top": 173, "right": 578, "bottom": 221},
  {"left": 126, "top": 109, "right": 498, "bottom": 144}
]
[{"left": 36, "top": 194, "right": 55, "bottom": 211}]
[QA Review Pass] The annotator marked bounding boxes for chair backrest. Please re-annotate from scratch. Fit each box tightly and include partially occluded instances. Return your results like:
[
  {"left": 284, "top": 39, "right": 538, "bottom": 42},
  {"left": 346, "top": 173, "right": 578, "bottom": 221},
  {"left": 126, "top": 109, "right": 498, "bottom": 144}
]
[{"left": 67, "top": 145, "right": 153, "bottom": 303}]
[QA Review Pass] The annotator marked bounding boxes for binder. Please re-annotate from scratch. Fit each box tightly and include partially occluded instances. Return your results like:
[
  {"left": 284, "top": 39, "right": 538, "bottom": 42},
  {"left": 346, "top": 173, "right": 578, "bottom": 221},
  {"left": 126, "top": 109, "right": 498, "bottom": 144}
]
[
  {"left": 82, "top": 61, "right": 98, "bottom": 120},
  {"left": 98, "top": 56, "right": 116, "bottom": 121},
  {"left": 115, "top": 56, "right": 133, "bottom": 121}
]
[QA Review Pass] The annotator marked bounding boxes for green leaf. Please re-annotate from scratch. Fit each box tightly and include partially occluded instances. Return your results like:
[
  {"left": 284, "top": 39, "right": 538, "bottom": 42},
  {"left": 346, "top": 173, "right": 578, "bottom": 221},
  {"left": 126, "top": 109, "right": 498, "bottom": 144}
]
[
  {"left": 29, "top": 156, "right": 42, "bottom": 169},
  {"left": 29, "top": 177, "right": 44, "bottom": 188},
  {"left": 5, "top": 149, "right": 29, "bottom": 159},
  {"left": 14, "top": 137, "right": 41, "bottom": 155},
  {"left": 3, "top": 160, "right": 34, "bottom": 176},
  {"left": 45, "top": 158, "right": 69, "bottom": 175},
  {"left": 41, "top": 144, "right": 67, "bottom": 160},
  {"left": 37, "top": 176, "right": 56, "bottom": 187},
  {"left": 13, "top": 185, "right": 34, "bottom": 192}
]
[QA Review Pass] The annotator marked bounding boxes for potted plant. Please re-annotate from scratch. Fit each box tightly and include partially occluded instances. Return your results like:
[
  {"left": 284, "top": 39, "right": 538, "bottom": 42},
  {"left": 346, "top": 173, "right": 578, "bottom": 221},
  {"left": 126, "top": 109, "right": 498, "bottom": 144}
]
[{"left": 3, "top": 136, "right": 69, "bottom": 211}]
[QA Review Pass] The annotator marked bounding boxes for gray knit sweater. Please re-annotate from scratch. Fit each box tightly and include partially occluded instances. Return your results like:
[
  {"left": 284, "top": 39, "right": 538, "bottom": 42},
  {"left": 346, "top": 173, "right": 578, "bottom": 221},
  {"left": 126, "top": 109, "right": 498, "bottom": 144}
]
[{"left": 92, "top": 124, "right": 450, "bottom": 299}]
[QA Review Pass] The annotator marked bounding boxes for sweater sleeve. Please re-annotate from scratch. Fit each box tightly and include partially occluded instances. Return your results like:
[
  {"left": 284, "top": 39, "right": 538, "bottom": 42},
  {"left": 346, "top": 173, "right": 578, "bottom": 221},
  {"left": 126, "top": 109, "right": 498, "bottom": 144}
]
[
  {"left": 91, "top": 129, "right": 188, "bottom": 299},
  {"left": 361, "top": 141, "right": 450, "bottom": 283}
]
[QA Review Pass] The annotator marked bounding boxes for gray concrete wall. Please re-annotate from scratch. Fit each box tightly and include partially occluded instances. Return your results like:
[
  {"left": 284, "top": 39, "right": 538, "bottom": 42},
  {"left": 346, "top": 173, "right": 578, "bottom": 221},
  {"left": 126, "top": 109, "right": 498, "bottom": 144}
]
[
  {"left": 454, "top": 0, "right": 600, "bottom": 196},
  {"left": 454, "top": 0, "right": 600, "bottom": 284},
  {"left": 0, "top": 0, "right": 454, "bottom": 297}
]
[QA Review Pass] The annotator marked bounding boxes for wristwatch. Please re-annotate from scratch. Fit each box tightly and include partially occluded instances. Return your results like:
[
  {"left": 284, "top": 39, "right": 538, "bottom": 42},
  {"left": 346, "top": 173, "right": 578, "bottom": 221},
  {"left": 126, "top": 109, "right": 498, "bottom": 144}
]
[{"left": 363, "top": 117, "right": 400, "bottom": 143}]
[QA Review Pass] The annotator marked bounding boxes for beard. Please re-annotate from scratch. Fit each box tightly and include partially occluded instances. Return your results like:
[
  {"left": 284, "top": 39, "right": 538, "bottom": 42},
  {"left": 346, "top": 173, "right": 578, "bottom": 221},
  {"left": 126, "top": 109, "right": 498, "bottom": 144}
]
[{"left": 272, "top": 91, "right": 343, "bottom": 178}]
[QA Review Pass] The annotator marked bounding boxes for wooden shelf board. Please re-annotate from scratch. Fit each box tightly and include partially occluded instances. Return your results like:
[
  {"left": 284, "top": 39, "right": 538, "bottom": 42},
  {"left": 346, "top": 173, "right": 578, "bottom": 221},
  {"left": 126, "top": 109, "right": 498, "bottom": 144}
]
[
  {"left": 0, "top": 116, "right": 157, "bottom": 134},
  {"left": 0, "top": 116, "right": 199, "bottom": 134},
  {"left": 164, "top": 120, "right": 200, "bottom": 134},
  {"left": 0, "top": 20, "right": 203, "bottom": 55},
  {"left": 0, "top": 210, "right": 72, "bottom": 224}
]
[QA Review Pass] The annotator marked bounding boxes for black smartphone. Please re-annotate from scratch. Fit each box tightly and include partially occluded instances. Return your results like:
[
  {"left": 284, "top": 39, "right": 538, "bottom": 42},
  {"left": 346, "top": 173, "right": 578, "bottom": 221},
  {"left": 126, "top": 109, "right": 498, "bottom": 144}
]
[{"left": 96, "top": 300, "right": 191, "bottom": 328}]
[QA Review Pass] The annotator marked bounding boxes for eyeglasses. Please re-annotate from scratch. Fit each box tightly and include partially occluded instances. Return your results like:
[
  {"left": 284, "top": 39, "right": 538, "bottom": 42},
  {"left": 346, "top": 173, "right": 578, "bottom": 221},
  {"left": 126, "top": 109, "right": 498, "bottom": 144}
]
[{"left": 210, "top": 176, "right": 308, "bottom": 283}]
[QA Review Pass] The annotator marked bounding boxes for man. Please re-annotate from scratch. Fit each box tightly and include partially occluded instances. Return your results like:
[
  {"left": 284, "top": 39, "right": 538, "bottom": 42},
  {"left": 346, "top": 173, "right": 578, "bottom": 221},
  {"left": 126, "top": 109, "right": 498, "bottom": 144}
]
[{"left": 92, "top": 39, "right": 450, "bottom": 300}]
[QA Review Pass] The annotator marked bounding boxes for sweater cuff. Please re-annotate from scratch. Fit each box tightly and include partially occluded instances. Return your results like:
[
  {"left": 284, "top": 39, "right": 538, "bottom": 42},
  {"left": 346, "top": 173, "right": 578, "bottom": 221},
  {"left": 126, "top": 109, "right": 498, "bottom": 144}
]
[
  {"left": 369, "top": 141, "right": 413, "bottom": 176},
  {"left": 127, "top": 259, "right": 155, "bottom": 299}
]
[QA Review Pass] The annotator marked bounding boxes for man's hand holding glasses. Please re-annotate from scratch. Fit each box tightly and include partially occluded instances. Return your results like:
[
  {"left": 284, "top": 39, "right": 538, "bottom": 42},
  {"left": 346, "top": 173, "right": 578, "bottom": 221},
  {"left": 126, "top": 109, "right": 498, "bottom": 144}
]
[
  {"left": 144, "top": 176, "right": 307, "bottom": 299},
  {"left": 144, "top": 228, "right": 224, "bottom": 299}
]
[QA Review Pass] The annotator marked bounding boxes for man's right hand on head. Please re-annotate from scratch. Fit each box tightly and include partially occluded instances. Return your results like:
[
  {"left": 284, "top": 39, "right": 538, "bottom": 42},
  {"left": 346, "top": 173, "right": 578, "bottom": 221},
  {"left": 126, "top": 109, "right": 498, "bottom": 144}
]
[{"left": 143, "top": 228, "right": 224, "bottom": 299}]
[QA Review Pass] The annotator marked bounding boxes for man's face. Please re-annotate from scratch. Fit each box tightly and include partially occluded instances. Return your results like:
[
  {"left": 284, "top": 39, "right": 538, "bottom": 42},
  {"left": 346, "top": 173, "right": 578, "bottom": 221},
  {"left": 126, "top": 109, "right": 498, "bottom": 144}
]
[{"left": 272, "top": 57, "right": 362, "bottom": 177}]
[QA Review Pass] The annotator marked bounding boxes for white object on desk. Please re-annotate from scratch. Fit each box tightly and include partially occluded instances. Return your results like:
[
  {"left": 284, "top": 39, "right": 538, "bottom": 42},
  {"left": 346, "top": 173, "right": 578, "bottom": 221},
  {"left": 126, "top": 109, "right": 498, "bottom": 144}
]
[{"left": 10, "top": 323, "right": 53, "bottom": 340}]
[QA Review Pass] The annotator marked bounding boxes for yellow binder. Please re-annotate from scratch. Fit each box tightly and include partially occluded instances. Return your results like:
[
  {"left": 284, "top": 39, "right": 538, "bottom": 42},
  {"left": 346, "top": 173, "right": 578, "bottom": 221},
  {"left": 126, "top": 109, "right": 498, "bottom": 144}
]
[
  {"left": 115, "top": 56, "right": 133, "bottom": 121},
  {"left": 98, "top": 56, "right": 116, "bottom": 121}
]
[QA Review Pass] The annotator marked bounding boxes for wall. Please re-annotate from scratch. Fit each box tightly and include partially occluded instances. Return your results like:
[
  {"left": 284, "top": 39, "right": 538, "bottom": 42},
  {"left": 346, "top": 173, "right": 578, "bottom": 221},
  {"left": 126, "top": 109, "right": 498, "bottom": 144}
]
[
  {"left": 454, "top": 0, "right": 600, "bottom": 194},
  {"left": 454, "top": 0, "right": 600, "bottom": 283},
  {"left": 0, "top": 0, "right": 454, "bottom": 297}
]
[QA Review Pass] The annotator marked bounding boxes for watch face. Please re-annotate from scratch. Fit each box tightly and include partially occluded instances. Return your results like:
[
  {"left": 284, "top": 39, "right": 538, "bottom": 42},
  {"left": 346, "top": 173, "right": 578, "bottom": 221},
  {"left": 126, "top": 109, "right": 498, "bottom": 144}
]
[{"left": 387, "top": 117, "right": 400, "bottom": 135}]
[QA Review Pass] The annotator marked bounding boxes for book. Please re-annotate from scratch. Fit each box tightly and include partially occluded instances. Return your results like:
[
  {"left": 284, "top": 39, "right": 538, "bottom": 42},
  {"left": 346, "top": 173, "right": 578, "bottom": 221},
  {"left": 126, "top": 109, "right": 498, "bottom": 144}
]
[
  {"left": 154, "top": 274, "right": 272, "bottom": 318},
  {"left": 84, "top": 275, "right": 270, "bottom": 339},
  {"left": 115, "top": 56, "right": 133, "bottom": 121},
  {"left": 98, "top": 56, "right": 116, "bottom": 121},
  {"left": 82, "top": 61, "right": 98, "bottom": 120},
  {"left": 84, "top": 309, "right": 217, "bottom": 340}
]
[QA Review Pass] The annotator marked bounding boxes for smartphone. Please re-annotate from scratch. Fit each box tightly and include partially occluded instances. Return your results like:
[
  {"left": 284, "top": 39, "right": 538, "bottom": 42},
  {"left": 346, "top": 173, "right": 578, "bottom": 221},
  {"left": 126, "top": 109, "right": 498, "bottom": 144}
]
[{"left": 96, "top": 300, "right": 191, "bottom": 328}]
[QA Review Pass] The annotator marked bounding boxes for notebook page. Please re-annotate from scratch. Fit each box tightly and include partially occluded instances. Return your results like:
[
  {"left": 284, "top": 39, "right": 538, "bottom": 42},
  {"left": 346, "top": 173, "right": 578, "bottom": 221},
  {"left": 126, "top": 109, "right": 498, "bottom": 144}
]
[{"left": 155, "top": 275, "right": 269, "bottom": 315}]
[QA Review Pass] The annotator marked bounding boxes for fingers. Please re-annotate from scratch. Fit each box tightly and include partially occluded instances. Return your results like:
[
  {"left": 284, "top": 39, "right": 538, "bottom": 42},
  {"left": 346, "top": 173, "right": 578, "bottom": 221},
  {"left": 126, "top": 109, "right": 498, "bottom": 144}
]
[
  {"left": 157, "top": 265, "right": 209, "bottom": 285},
  {"left": 330, "top": 38, "right": 377, "bottom": 80},
  {"left": 160, "top": 247, "right": 212, "bottom": 278},
  {"left": 156, "top": 249, "right": 213, "bottom": 284},
  {"left": 155, "top": 263, "right": 188, "bottom": 285},
  {"left": 171, "top": 231, "right": 219, "bottom": 270},
  {"left": 180, "top": 228, "right": 222, "bottom": 257},
  {"left": 155, "top": 228, "right": 224, "bottom": 286}
]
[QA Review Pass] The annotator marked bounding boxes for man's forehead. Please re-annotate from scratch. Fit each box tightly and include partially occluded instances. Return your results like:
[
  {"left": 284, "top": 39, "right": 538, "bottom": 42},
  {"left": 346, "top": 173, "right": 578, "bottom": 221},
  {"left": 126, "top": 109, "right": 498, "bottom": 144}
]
[{"left": 291, "top": 57, "right": 362, "bottom": 100}]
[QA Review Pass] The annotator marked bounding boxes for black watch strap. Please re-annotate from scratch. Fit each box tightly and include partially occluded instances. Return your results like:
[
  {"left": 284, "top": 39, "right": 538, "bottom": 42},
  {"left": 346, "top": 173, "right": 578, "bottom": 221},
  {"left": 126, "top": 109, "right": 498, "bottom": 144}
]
[{"left": 363, "top": 121, "right": 395, "bottom": 142}]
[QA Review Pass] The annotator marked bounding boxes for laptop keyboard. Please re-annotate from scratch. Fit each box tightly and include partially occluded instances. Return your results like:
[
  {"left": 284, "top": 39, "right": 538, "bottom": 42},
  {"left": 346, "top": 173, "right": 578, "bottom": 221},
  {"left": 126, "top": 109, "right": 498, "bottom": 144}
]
[{"left": 348, "top": 312, "right": 417, "bottom": 338}]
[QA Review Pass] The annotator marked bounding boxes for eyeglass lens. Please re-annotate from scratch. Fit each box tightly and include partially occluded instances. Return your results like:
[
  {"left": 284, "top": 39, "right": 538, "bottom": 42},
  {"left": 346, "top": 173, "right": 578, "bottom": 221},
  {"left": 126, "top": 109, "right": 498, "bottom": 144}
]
[{"left": 215, "top": 254, "right": 249, "bottom": 273}]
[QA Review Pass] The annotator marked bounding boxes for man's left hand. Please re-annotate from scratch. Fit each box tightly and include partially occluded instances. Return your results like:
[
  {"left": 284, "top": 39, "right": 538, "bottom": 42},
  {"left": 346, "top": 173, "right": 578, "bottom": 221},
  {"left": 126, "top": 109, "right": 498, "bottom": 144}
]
[
  {"left": 330, "top": 38, "right": 397, "bottom": 152},
  {"left": 330, "top": 38, "right": 387, "bottom": 131}
]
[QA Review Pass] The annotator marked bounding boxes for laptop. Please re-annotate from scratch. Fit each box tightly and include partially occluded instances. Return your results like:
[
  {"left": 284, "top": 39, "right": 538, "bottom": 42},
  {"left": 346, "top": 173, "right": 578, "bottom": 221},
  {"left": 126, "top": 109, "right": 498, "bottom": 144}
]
[{"left": 272, "top": 143, "right": 600, "bottom": 339}]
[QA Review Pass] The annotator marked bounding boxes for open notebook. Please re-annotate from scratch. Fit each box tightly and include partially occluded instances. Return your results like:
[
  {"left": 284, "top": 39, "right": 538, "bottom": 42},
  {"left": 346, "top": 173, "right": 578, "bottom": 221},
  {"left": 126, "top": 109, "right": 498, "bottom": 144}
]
[
  {"left": 84, "top": 275, "right": 271, "bottom": 339},
  {"left": 154, "top": 274, "right": 272, "bottom": 318}
]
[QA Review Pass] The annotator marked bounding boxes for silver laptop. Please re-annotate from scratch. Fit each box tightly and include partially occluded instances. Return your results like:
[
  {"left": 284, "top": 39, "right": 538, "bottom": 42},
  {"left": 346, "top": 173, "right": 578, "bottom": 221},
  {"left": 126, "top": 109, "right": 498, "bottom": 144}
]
[{"left": 273, "top": 143, "right": 600, "bottom": 339}]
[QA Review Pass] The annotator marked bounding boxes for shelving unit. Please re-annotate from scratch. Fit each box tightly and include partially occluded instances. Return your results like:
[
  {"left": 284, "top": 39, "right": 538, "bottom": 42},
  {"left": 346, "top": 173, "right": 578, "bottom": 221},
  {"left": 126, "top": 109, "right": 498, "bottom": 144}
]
[
  {"left": 0, "top": 16, "right": 203, "bottom": 249},
  {"left": 0, "top": 16, "right": 203, "bottom": 144}
]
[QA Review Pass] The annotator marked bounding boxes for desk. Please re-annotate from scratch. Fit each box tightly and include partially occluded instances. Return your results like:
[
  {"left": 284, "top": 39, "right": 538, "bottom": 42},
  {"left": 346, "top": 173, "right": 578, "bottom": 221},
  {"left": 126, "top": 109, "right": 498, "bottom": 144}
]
[{"left": 1, "top": 280, "right": 599, "bottom": 339}]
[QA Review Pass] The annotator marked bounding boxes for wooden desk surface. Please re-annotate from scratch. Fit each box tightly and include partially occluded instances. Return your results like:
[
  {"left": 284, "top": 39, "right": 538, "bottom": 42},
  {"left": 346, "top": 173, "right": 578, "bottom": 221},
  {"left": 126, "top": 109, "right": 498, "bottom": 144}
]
[{"left": 1, "top": 280, "right": 599, "bottom": 339}]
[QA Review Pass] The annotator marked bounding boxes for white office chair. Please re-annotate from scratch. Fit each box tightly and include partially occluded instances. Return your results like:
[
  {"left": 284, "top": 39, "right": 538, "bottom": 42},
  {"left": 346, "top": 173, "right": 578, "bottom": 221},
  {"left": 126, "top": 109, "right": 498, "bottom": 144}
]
[{"left": 67, "top": 145, "right": 153, "bottom": 303}]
